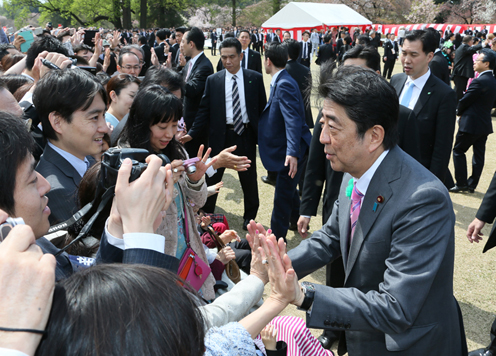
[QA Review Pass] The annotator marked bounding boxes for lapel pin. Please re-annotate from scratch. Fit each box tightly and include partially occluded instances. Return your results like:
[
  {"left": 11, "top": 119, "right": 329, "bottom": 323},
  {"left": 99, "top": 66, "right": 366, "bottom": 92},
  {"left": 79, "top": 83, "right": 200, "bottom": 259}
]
[
  {"left": 427, "top": 92, "right": 431, "bottom": 95},
  {"left": 346, "top": 178, "right": 354, "bottom": 199},
  {"left": 373, "top": 196, "right": 384, "bottom": 212}
]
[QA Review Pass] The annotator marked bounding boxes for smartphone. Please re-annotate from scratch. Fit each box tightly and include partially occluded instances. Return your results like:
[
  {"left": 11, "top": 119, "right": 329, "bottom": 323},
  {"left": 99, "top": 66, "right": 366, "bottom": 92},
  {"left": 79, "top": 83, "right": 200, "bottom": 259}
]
[
  {"left": 83, "top": 30, "right": 97, "bottom": 46},
  {"left": 18, "top": 30, "right": 35, "bottom": 53},
  {"left": 78, "top": 66, "right": 97, "bottom": 75}
]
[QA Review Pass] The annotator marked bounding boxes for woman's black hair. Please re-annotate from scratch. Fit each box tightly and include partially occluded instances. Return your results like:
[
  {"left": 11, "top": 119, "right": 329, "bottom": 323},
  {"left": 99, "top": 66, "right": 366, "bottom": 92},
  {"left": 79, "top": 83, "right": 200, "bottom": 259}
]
[
  {"left": 119, "top": 84, "right": 186, "bottom": 160},
  {"left": 36, "top": 264, "right": 206, "bottom": 356}
]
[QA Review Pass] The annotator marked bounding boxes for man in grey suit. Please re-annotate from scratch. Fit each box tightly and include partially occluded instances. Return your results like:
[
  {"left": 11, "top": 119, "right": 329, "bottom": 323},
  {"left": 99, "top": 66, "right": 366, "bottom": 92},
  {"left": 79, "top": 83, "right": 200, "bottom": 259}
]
[
  {"left": 33, "top": 69, "right": 109, "bottom": 225},
  {"left": 281, "top": 65, "right": 465, "bottom": 355}
]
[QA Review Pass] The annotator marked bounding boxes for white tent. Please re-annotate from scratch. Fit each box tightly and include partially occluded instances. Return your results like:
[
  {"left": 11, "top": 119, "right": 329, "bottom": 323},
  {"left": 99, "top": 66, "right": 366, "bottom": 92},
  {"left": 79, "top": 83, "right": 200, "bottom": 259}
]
[{"left": 262, "top": 2, "right": 372, "bottom": 30}]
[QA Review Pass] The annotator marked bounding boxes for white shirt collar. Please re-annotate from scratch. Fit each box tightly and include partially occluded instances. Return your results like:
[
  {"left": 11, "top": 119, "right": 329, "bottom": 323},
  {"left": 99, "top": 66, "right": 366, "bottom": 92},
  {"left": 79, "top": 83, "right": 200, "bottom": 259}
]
[
  {"left": 225, "top": 66, "right": 243, "bottom": 81},
  {"left": 354, "top": 149, "right": 390, "bottom": 196},
  {"left": 47, "top": 141, "right": 89, "bottom": 178},
  {"left": 188, "top": 51, "right": 204, "bottom": 69},
  {"left": 479, "top": 69, "right": 493, "bottom": 76},
  {"left": 405, "top": 68, "right": 431, "bottom": 90},
  {"left": 270, "top": 69, "right": 284, "bottom": 87}
]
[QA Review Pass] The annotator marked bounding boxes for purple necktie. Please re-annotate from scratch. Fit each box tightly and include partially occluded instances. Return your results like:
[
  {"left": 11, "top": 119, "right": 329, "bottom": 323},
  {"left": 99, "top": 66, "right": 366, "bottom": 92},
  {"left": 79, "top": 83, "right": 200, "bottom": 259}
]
[{"left": 349, "top": 183, "right": 363, "bottom": 245}]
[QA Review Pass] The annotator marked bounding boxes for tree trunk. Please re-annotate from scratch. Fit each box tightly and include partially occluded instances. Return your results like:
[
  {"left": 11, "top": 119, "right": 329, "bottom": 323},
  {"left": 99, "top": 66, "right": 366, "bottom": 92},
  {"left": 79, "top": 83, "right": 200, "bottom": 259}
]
[
  {"left": 232, "top": 0, "right": 236, "bottom": 26},
  {"left": 157, "top": 5, "right": 166, "bottom": 28},
  {"left": 122, "top": 0, "right": 132, "bottom": 29},
  {"left": 111, "top": 0, "right": 122, "bottom": 29},
  {"left": 140, "top": 0, "right": 147, "bottom": 29}
]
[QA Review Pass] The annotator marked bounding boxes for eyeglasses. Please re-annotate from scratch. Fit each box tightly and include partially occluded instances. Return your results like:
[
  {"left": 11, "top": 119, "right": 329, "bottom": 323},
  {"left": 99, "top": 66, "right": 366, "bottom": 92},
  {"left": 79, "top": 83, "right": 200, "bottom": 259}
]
[{"left": 122, "top": 65, "right": 141, "bottom": 70}]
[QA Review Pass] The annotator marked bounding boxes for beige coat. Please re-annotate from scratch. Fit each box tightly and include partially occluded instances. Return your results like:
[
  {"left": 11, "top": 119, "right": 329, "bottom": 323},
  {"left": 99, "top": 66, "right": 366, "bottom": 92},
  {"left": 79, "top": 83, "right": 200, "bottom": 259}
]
[{"left": 155, "top": 172, "right": 216, "bottom": 300}]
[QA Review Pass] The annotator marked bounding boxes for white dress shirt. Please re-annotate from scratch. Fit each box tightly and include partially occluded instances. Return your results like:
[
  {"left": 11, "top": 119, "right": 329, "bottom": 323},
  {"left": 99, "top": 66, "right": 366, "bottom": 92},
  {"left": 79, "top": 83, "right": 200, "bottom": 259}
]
[
  {"left": 354, "top": 149, "right": 390, "bottom": 196},
  {"left": 47, "top": 141, "right": 90, "bottom": 178},
  {"left": 225, "top": 67, "right": 248, "bottom": 124},
  {"left": 398, "top": 69, "right": 431, "bottom": 110}
]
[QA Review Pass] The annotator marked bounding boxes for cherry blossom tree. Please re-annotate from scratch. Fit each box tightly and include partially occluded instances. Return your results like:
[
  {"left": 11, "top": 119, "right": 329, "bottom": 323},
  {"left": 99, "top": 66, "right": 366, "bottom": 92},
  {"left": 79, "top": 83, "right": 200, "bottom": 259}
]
[{"left": 406, "top": 0, "right": 440, "bottom": 23}]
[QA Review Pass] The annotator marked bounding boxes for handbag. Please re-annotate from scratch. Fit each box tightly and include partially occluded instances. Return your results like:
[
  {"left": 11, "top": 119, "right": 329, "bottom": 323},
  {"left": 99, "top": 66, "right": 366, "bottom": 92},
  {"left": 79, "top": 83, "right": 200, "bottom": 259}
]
[
  {"left": 207, "top": 226, "right": 241, "bottom": 284},
  {"left": 177, "top": 190, "right": 211, "bottom": 292}
]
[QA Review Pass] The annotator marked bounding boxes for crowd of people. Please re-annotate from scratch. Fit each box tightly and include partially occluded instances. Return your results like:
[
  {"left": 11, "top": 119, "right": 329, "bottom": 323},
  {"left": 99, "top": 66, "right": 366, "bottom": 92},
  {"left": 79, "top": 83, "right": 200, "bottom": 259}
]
[{"left": 0, "top": 19, "right": 495, "bottom": 356}]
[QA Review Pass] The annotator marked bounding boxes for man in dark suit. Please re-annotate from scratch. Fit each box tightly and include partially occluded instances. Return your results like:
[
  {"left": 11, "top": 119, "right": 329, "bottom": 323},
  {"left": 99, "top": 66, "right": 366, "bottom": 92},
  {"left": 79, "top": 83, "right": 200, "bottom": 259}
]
[
  {"left": 258, "top": 30, "right": 264, "bottom": 55},
  {"left": 283, "top": 65, "right": 465, "bottom": 356},
  {"left": 273, "top": 29, "right": 282, "bottom": 43},
  {"left": 426, "top": 28, "right": 451, "bottom": 85},
  {"left": 217, "top": 30, "right": 262, "bottom": 74},
  {"left": 284, "top": 39, "right": 313, "bottom": 129},
  {"left": 450, "top": 49, "right": 496, "bottom": 193},
  {"left": 467, "top": 170, "right": 496, "bottom": 356},
  {"left": 0, "top": 112, "right": 179, "bottom": 282},
  {"left": 391, "top": 30, "right": 457, "bottom": 185},
  {"left": 452, "top": 35, "right": 483, "bottom": 100},
  {"left": 138, "top": 36, "right": 151, "bottom": 75},
  {"left": 153, "top": 29, "right": 169, "bottom": 64},
  {"left": 299, "top": 31, "right": 312, "bottom": 68},
  {"left": 259, "top": 42, "right": 311, "bottom": 240},
  {"left": 182, "top": 38, "right": 266, "bottom": 227},
  {"left": 251, "top": 30, "right": 258, "bottom": 51},
  {"left": 382, "top": 33, "right": 398, "bottom": 79},
  {"left": 210, "top": 30, "right": 217, "bottom": 56},
  {"left": 335, "top": 31, "right": 346, "bottom": 61},
  {"left": 369, "top": 30, "right": 380, "bottom": 49},
  {"left": 147, "top": 28, "right": 156, "bottom": 48},
  {"left": 181, "top": 27, "right": 214, "bottom": 157},
  {"left": 169, "top": 32, "right": 179, "bottom": 66},
  {"left": 33, "top": 69, "right": 108, "bottom": 225},
  {"left": 266, "top": 29, "right": 274, "bottom": 43},
  {"left": 316, "top": 33, "right": 336, "bottom": 66}
]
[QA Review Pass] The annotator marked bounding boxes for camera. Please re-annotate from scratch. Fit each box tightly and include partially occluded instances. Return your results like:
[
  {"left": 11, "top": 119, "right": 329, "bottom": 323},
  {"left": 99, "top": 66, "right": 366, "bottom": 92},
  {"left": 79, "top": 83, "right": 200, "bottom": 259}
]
[
  {"left": 0, "top": 217, "right": 25, "bottom": 242},
  {"left": 101, "top": 148, "right": 171, "bottom": 189},
  {"left": 183, "top": 157, "right": 200, "bottom": 174}
]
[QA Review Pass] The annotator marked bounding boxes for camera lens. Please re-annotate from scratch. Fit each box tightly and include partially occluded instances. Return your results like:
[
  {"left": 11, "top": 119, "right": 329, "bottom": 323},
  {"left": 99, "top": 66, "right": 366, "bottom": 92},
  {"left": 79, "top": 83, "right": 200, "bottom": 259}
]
[{"left": 187, "top": 165, "right": 197, "bottom": 174}]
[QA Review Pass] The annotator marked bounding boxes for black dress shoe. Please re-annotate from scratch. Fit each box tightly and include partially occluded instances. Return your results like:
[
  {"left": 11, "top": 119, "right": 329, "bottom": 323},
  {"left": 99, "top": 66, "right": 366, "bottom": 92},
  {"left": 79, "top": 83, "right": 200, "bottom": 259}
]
[
  {"left": 469, "top": 348, "right": 494, "bottom": 356},
  {"left": 242, "top": 219, "right": 251, "bottom": 231},
  {"left": 289, "top": 222, "right": 297, "bottom": 231},
  {"left": 317, "top": 331, "right": 339, "bottom": 350},
  {"left": 469, "top": 187, "right": 475, "bottom": 193},
  {"left": 449, "top": 185, "right": 469, "bottom": 193},
  {"left": 261, "top": 175, "right": 276, "bottom": 187}
]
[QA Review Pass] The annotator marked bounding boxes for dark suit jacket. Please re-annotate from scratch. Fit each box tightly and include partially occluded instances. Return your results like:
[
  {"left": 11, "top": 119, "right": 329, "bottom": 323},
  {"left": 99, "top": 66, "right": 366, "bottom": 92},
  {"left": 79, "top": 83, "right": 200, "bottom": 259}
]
[
  {"left": 285, "top": 59, "right": 313, "bottom": 128},
  {"left": 429, "top": 50, "right": 451, "bottom": 85},
  {"left": 140, "top": 44, "right": 151, "bottom": 76},
  {"left": 475, "top": 171, "right": 496, "bottom": 252},
  {"left": 37, "top": 232, "right": 179, "bottom": 281},
  {"left": 289, "top": 146, "right": 463, "bottom": 355},
  {"left": 36, "top": 144, "right": 91, "bottom": 225},
  {"left": 457, "top": 71, "right": 496, "bottom": 135},
  {"left": 183, "top": 53, "right": 214, "bottom": 136},
  {"left": 453, "top": 42, "right": 483, "bottom": 78},
  {"left": 383, "top": 40, "right": 396, "bottom": 61},
  {"left": 170, "top": 43, "right": 179, "bottom": 66},
  {"left": 298, "top": 41, "right": 312, "bottom": 63},
  {"left": 316, "top": 43, "right": 335, "bottom": 65},
  {"left": 217, "top": 48, "right": 262, "bottom": 74},
  {"left": 153, "top": 42, "right": 167, "bottom": 64},
  {"left": 188, "top": 68, "right": 267, "bottom": 156},
  {"left": 258, "top": 69, "right": 311, "bottom": 171},
  {"left": 148, "top": 32, "right": 156, "bottom": 47},
  {"left": 390, "top": 72, "right": 457, "bottom": 182}
]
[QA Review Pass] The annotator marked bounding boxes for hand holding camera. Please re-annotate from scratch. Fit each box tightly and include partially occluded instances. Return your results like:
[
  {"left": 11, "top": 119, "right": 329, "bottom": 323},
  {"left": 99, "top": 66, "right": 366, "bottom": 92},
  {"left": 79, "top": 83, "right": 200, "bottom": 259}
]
[{"left": 186, "top": 145, "right": 216, "bottom": 183}]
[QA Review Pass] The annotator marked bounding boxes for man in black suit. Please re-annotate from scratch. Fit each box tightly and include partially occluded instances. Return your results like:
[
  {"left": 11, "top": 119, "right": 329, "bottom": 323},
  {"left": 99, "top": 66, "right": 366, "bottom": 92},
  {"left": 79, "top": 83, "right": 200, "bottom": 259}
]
[
  {"left": 369, "top": 30, "right": 380, "bottom": 49},
  {"left": 258, "top": 30, "right": 264, "bottom": 55},
  {"left": 299, "top": 31, "right": 312, "bottom": 68},
  {"left": 464, "top": 26, "right": 473, "bottom": 36},
  {"left": 315, "top": 33, "right": 335, "bottom": 66},
  {"left": 428, "top": 29, "right": 451, "bottom": 86},
  {"left": 33, "top": 69, "right": 108, "bottom": 225},
  {"left": 251, "top": 30, "right": 258, "bottom": 51},
  {"left": 217, "top": 30, "right": 262, "bottom": 74},
  {"left": 138, "top": 36, "right": 151, "bottom": 75},
  {"left": 0, "top": 112, "right": 179, "bottom": 282},
  {"left": 382, "top": 33, "right": 398, "bottom": 79},
  {"left": 450, "top": 49, "right": 496, "bottom": 193},
  {"left": 210, "top": 30, "right": 217, "bottom": 56},
  {"left": 284, "top": 39, "right": 313, "bottom": 129},
  {"left": 181, "top": 27, "right": 214, "bottom": 157},
  {"left": 274, "top": 29, "right": 282, "bottom": 43},
  {"left": 391, "top": 30, "right": 457, "bottom": 185},
  {"left": 452, "top": 35, "right": 483, "bottom": 100},
  {"left": 466, "top": 170, "right": 496, "bottom": 356},
  {"left": 174, "top": 27, "right": 187, "bottom": 65},
  {"left": 147, "top": 28, "right": 156, "bottom": 48},
  {"left": 168, "top": 32, "right": 179, "bottom": 66},
  {"left": 335, "top": 31, "right": 346, "bottom": 61},
  {"left": 153, "top": 29, "right": 169, "bottom": 64},
  {"left": 182, "top": 38, "right": 266, "bottom": 227},
  {"left": 266, "top": 29, "right": 274, "bottom": 43}
]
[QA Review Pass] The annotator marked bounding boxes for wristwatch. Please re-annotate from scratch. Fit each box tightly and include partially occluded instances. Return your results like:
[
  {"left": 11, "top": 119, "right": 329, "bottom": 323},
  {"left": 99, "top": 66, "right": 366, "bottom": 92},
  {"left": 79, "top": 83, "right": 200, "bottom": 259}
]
[{"left": 297, "top": 281, "right": 315, "bottom": 312}]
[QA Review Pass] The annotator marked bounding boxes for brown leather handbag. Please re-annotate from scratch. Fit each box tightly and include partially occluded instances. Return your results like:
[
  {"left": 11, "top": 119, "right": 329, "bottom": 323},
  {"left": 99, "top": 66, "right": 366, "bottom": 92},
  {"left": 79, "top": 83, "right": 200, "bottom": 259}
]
[{"left": 207, "top": 226, "right": 241, "bottom": 284}]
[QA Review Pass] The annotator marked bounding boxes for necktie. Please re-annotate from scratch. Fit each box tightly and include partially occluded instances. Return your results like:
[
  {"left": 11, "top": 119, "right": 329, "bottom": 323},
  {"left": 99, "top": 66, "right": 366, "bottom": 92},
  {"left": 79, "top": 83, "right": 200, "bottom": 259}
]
[
  {"left": 400, "top": 81, "right": 414, "bottom": 107},
  {"left": 232, "top": 75, "right": 244, "bottom": 135},
  {"left": 304, "top": 42, "right": 307, "bottom": 59},
  {"left": 185, "top": 61, "right": 193, "bottom": 81},
  {"left": 349, "top": 183, "right": 363, "bottom": 245},
  {"left": 242, "top": 51, "right": 246, "bottom": 69}
]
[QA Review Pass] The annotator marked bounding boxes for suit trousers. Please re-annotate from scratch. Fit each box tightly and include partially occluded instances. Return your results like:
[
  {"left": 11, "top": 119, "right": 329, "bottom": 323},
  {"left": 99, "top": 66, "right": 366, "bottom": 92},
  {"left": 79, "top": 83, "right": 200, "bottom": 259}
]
[
  {"left": 259, "top": 43, "right": 264, "bottom": 55},
  {"left": 211, "top": 42, "right": 216, "bottom": 56},
  {"left": 271, "top": 153, "right": 308, "bottom": 241},
  {"left": 383, "top": 60, "right": 395, "bottom": 79},
  {"left": 300, "top": 58, "right": 310, "bottom": 68},
  {"left": 453, "top": 130, "right": 488, "bottom": 189},
  {"left": 453, "top": 75, "right": 469, "bottom": 101},
  {"left": 202, "top": 127, "right": 259, "bottom": 221}
]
